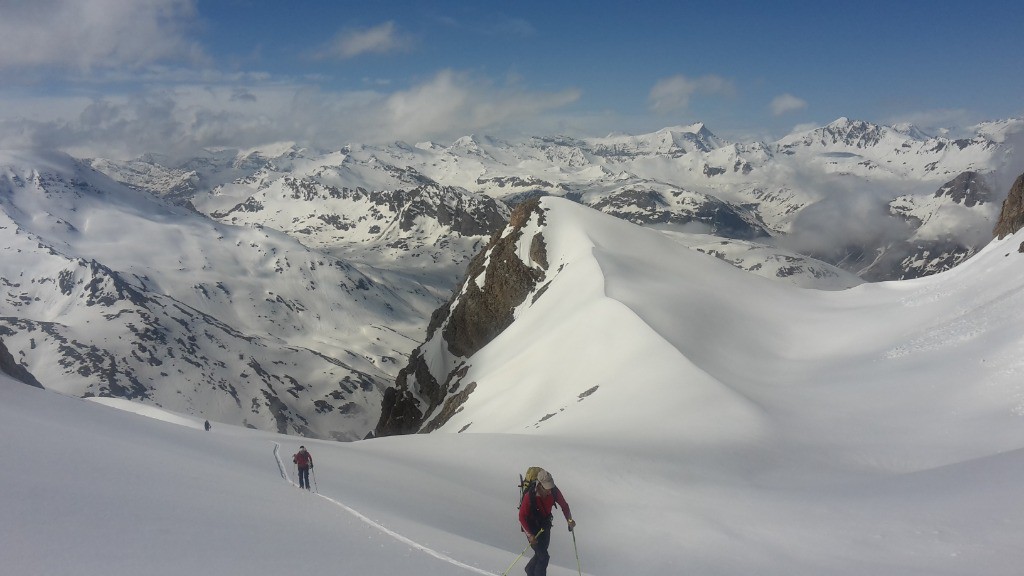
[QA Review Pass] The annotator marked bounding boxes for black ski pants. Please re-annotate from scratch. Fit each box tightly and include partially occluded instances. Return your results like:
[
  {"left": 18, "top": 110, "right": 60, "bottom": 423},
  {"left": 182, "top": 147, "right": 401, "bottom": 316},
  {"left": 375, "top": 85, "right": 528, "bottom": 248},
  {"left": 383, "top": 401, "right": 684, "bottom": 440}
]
[
  {"left": 298, "top": 466, "right": 310, "bottom": 489},
  {"left": 525, "top": 528, "right": 551, "bottom": 576}
]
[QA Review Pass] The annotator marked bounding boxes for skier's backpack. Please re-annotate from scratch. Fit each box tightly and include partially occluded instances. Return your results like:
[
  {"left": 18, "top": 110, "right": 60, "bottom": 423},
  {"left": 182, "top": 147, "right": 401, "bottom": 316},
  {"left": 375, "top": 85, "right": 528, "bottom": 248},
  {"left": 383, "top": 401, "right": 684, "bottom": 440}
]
[
  {"left": 518, "top": 466, "right": 558, "bottom": 533},
  {"left": 518, "top": 466, "right": 544, "bottom": 505}
]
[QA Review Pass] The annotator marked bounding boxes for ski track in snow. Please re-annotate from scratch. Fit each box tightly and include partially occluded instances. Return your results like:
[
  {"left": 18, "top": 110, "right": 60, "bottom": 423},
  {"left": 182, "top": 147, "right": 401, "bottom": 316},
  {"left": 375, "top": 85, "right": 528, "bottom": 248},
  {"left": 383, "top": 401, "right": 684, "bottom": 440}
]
[
  {"left": 272, "top": 442, "right": 499, "bottom": 576},
  {"left": 272, "top": 442, "right": 289, "bottom": 481}
]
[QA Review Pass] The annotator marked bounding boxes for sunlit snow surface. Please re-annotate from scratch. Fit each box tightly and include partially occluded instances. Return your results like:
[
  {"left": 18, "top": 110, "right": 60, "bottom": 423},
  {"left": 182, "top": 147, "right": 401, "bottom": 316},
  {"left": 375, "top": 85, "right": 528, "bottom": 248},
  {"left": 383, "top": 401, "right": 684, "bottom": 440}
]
[{"left": 5, "top": 197, "right": 1024, "bottom": 575}]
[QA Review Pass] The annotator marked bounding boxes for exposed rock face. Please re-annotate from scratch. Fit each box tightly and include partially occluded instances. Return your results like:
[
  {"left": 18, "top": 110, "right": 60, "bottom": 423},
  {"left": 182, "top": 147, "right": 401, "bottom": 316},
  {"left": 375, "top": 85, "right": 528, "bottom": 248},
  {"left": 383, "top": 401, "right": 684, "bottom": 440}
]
[
  {"left": 994, "top": 173, "right": 1024, "bottom": 244},
  {"left": 375, "top": 199, "right": 548, "bottom": 436},
  {"left": 937, "top": 171, "right": 992, "bottom": 207},
  {"left": 589, "top": 187, "right": 770, "bottom": 240},
  {"left": 442, "top": 202, "right": 548, "bottom": 358},
  {"left": 0, "top": 337, "right": 43, "bottom": 388}
]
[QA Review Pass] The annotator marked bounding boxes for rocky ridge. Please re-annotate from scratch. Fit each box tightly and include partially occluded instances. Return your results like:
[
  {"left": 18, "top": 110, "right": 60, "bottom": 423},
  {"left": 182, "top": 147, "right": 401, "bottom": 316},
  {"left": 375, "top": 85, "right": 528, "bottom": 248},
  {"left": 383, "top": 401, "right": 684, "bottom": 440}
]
[
  {"left": 994, "top": 172, "right": 1024, "bottom": 249},
  {"left": 376, "top": 199, "right": 548, "bottom": 436}
]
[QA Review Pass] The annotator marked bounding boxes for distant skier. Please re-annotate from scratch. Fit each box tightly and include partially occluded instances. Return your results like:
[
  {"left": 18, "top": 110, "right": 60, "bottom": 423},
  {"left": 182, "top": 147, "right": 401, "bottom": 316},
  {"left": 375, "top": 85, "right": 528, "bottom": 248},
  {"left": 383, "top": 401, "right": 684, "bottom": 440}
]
[
  {"left": 204, "top": 420, "right": 211, "bottom": 432},
  {"left": 292, "top": 446, "right": 314, "bottom": 490},
  {"left": 519, "top": 469, "right": 575, "bottom": 576}
]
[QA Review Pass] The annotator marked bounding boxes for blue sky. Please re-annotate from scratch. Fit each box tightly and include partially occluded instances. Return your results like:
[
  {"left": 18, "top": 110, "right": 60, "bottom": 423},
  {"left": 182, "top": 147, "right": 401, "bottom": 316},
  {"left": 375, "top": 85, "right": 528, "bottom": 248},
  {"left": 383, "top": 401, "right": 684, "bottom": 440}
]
[{"left": 2, "top": 0, "right": 1022, "bottom": 159}]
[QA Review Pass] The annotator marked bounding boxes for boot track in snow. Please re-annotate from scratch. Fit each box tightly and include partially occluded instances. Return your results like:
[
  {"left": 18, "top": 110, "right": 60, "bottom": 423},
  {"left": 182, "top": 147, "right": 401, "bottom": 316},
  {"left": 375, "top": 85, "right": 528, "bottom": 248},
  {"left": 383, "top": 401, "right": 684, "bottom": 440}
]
[{"left": 272, "top": 442, "right": 499, "bottom": 576}]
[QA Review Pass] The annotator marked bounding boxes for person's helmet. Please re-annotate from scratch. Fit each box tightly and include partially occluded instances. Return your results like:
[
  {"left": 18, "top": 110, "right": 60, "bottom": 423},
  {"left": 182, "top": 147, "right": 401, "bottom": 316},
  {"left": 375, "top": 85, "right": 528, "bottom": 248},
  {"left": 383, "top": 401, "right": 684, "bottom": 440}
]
[{"left": 537, "top": 469, "right": 555, "bottom": 489}]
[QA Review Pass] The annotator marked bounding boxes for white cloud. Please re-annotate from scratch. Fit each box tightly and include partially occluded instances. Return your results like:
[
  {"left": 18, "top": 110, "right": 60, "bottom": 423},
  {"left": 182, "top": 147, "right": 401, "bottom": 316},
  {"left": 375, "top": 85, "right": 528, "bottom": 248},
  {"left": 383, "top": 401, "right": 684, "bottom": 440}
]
[
  {"left": 0, "top": 71, "right": 582, "bottom": 159},
  {"left": 770, "top": 93, "right": 808, "bottom": 116},
  {"left": 786, "top": 122, "right": 822, "bottom": 136},
  {"left": 647, "top": 74, "right": 735, "bottom": 114},
  {"left": 0, "top": 0, "right": 203, "bottom": 71},
  {"left": 378, "top": 70, "right": 580, "bottom": 140},
  {"left": 317, "top": 21, "right": 413, "bottom": 60}
]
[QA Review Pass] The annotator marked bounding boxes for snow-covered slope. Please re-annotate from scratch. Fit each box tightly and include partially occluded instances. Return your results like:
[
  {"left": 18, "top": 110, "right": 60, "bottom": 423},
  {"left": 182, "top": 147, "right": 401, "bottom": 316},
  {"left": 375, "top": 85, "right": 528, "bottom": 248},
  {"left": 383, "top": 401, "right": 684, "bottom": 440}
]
[
  {"left": 0, "top": 149, "right": 436, "bottom": 439},
  {"left": 199, "top": 153, "right": 510, "bottom": 290},
  {"left": 381, "top": 197, "right": 1024, "bottom": 448},
  {"left": 6, "top": 198, "right": 1024, "bottom": 575}
]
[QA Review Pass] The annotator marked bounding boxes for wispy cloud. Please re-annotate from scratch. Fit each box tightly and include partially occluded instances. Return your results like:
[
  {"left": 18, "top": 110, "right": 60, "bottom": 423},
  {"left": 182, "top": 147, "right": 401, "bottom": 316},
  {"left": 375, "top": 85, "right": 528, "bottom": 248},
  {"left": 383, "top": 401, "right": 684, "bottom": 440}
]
[
  {"left": 316, "top": 21, "right": 413, "bottom": 60},
  {"left": 648, "top": 74, "right": 735, "bottom": 114},
  {"left": 0, "top": 0, "right": 203, "bottom": 72},
  {"left": 379, "top": 70, "right": 579, "bottom": 139},
  {"left": 770, "top": 93, "right": 808, "bottom": 116},
  {"left": 491, "top": 17, "right": 537, "bottom": 37}
]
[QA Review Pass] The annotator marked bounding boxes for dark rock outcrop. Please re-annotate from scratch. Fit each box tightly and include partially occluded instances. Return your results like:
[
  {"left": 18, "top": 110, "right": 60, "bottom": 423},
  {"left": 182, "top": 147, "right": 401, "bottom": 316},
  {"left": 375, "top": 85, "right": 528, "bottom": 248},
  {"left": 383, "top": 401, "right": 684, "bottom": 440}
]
[
  {"left": 375, "top": 199, "right": 548, "bottom": 436},
  {"left": 590, "top": 188, "right": 770, "bottom": 240},
  {"left": 994, "top": 173, "right": 1024, "bottom": 245},
  {"left": 0, "top": 337, "right": 43, "bottom": 388},
  {"left": 937, "top": 171, "right": 993, "bottom": 207}
]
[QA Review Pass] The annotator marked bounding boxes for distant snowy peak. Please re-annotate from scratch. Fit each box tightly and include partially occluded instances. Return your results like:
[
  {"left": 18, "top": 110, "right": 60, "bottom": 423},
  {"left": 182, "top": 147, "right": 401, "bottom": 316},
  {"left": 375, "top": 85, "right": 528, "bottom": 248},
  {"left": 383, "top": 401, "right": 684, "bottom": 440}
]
[
  {"left": 890, "top": 122, "right": 932, "bottom": 140},
  {"left": 775, "top": 117, "right": 1003, "bottom": 179},
  {"left": 779, "top": 117, "right": 894, "bottom": 149},
  {"left": 934, "top": 171, "right": 994, "bottom": 207},
  {"left": 588, "top": 183, "right": 770, "bottom": 240},
  {"left": 585, "top": 122, "right": 726, "bottom": 157},
  {"left": 891, "top": 171, "right": 996, "bottom": 230},
  {"left": 974, "top": 117, "right": 1024, "bottom": 143},
  {"left": 88, "top": 157, "right": 199, "bottom": 200},
  {"left": 234, "top": 141, "right": 300, "bottom": 162}
]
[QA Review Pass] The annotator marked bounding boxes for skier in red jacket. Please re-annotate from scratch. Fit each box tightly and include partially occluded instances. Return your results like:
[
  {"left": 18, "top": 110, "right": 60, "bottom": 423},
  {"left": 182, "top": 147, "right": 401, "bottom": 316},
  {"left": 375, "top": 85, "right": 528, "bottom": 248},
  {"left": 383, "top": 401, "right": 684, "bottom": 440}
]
[
  {"left": 518, "top": 469, "right": 575, "bottom": 576},
  {"left": 292, "top": 446, "right": 314, "bottom": 490}
]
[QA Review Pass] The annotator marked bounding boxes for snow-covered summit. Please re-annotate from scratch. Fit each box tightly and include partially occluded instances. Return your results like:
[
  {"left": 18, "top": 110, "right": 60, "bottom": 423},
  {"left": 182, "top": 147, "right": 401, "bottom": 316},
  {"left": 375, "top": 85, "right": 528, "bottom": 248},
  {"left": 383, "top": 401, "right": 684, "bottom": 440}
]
[{"left": 379, "top": 196, "right": 1024, "bottom": 439}]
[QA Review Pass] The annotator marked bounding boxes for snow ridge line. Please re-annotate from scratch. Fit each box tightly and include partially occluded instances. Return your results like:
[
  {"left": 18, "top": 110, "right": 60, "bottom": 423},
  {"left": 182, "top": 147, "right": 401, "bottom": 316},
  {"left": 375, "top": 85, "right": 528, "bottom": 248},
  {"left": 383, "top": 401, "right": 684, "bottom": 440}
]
[{"left": 271, "top": 442, "right": 496, "bottom": 575}]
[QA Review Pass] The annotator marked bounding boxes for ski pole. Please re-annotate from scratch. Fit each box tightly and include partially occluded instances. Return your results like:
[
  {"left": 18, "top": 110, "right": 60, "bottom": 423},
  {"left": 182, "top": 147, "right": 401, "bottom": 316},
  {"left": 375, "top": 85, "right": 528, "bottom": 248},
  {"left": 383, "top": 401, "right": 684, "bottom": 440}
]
[
  {"left": 572, "top": 529, "right": 582, "bottom": 576},
  {"left": 312, "top": 466, "right": 318, "bottom": 493},
  {"left": 501, "top": 529, "right": 543, "bottom": 576}
]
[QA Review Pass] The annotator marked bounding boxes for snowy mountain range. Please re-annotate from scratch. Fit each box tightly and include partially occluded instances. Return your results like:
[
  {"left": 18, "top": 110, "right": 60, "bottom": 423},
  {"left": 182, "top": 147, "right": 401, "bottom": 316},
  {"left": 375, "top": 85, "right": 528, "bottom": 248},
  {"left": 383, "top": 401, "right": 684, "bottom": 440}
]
[
  {"left": 0, "top": 150, "right": 432, "bottom": 440},
  {"left": 95, "top": 116, "right": 1021, "bottom": 281},
  {"left": 1, "top": 116, "right": 1022, "bottom": 440}
]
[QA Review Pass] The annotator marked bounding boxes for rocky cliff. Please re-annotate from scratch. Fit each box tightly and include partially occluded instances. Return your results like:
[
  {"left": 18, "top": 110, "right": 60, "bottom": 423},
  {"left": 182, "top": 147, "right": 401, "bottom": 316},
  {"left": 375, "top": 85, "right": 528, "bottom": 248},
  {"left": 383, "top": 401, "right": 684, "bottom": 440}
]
[
  {"left": 0, "top": 337, "right": 42, "bottom": 388},
  {"left": 375, "top": 199, "right": 548, "bottom": 436},
  {"left": 994, "top": 173, "right": 1024, "bottom": 250}
]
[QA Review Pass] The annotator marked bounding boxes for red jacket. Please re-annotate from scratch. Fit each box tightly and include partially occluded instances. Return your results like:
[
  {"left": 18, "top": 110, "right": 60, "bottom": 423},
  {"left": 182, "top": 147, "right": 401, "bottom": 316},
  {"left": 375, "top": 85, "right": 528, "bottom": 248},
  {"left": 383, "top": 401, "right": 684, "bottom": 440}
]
[
  {"left": 519, "top": 487, "right": 571, "bottom": 538},
  {"left": 293, "top": 450, "right": 313, "bottom": 468}
]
